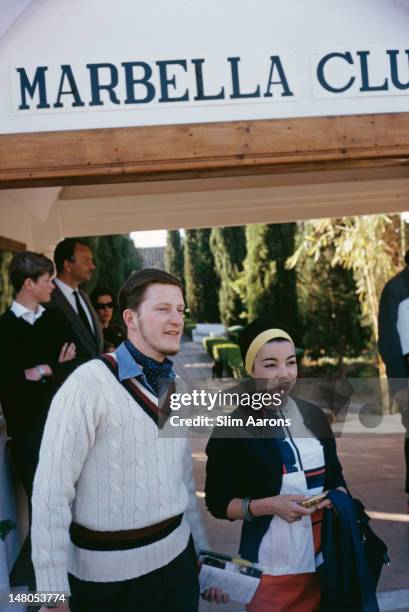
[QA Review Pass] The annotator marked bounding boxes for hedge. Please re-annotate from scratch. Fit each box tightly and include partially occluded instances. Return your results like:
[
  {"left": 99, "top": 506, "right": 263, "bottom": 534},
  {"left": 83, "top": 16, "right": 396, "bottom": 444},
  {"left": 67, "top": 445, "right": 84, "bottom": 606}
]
[
  {"left": 202, "top": 336, "right": 246, "bottom": 378},
  {"left": 202, "top": 336, "right": 230, "bottom": 357},
  {"left": 203, "top": 334, "right": 304, "bottom": 379},
  {"left": 214, "top": 343, "right": 246, "bottom": 378},
  {"left": 227, "top": 325, "right": 245, "bottom": 345},
  {"left": 212, "top": 342, "right": 238, "bottom": 362},
  {"left": 183, "top": 318, "right": 197, "bottom": 340}
]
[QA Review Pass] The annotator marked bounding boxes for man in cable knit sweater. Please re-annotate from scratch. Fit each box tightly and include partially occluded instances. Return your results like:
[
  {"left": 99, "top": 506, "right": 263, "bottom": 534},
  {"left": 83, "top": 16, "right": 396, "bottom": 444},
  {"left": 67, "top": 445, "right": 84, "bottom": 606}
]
[{"left": 31, "top": 269, "right": 210, "bottom": 612}]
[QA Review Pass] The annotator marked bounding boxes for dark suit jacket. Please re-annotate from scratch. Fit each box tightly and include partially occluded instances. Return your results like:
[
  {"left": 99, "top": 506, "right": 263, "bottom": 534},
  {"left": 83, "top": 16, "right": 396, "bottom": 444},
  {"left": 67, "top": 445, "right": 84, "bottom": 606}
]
[
  {"left": 378, "top": 266, "right": 409, "bottom": 379},
  {"left": 205, "top": 397, "right": 346, "bottom": 562},
  {"left": 46, "top": 282, "right": 104, "bottom": 363}
]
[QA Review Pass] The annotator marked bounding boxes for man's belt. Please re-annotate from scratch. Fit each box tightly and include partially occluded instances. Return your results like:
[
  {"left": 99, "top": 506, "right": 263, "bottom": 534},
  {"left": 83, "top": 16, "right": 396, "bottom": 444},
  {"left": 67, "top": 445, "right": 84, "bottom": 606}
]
[{"left": 70, "top": 513, "right": 183, "bottom": 551}]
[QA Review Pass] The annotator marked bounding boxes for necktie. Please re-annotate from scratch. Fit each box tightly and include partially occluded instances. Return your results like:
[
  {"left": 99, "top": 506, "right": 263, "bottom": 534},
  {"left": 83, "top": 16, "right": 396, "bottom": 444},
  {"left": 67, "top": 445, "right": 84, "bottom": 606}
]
[
  {"left": 124, "top": 340, "right": 174, "bottom": 396},
  {"left": 73, "top": 290, "right": 94, "bottom": 336}
]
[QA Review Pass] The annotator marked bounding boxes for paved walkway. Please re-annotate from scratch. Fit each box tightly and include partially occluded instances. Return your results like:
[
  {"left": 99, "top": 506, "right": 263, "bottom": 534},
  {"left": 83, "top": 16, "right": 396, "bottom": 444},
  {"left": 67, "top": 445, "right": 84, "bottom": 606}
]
[
  {"left": 174, "top": 338, "right": 409, "bottom": 611},
  {"left": 9, "top": 339, "right": 409, "bottom": 611}
]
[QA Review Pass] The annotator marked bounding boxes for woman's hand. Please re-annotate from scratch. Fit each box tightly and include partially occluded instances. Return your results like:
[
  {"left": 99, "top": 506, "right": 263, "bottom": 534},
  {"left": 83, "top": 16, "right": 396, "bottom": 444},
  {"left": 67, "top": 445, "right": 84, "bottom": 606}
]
[
  {"left": 58, "top": 342, "right": 76, "bottom": 363},
  {"left": 316, "top": 486, "right": 348, "bottom": 510},
  {"left": 250, "top": 495, "right": 315, "bottom": 523}
]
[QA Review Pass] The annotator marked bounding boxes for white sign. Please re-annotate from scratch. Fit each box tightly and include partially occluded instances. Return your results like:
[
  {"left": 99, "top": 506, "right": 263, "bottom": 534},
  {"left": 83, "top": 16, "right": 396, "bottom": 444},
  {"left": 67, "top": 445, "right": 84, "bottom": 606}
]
[
  {"left": 10, "top": 52, "right": 298, "bottom": 115},
  {"left": 10, "top": 47, "right": 408, "bottom": 116},
  {"left": 0, "top": 0, "right": 408, "bottom": 134}
]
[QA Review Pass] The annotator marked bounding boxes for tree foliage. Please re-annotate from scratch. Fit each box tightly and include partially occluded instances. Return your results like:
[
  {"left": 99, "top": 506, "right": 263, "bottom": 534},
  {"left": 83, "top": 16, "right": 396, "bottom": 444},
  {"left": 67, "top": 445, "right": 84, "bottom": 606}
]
[
  {"left": 184, "top": 229, "right": 220, "bottom": 322},
  {"left": 296, "top": 245, "right": 369, "bottom": 374},
  {"left": 0, "top": 250, "right": 14, "bottom": 312},
  {"left": 83, "top": 234, "right": 142, "bottom": 299},
  {"left": 210, "top": 226, "right": 246, "bottom": 327},
  {"left": 164, "top": 230, "right": 184, "bottom": 289},
  {"left": 238, "top": 223, "right": 302, "bottom": 342},
  {"left": 287, "top": 216, "right": 398, "bottom": 375}
]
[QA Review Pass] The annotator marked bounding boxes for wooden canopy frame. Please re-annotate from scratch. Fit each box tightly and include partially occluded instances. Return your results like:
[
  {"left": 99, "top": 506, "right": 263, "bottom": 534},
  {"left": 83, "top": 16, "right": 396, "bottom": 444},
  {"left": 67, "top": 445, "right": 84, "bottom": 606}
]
[
  {"left": 0, "top": 236, "right": 26, "bottom": 251},
  {"left": 0, "top": 112, "right": 408, "bottom": 189}
]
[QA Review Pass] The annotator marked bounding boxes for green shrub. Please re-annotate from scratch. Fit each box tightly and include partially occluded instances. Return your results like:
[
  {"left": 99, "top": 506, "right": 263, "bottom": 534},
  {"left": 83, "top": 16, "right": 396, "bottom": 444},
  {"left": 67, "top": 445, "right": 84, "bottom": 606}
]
[
  {"left": 202, "top": 336, "right": 230, "bottom": 357},
  {"left": 212, "top": 342, "right": 247, "bottom": 378},
  {"left": 227, "top": 325, "right": 245, "bottom": 344},
  {"left": 183, "top": 317, "right": 196, "bottom": 340},
  {"left": 212, "top": 342, "right": 238, "bottom": 361},
  {"left": 204, "top": 336, "right": 303, "bottom": 379}
]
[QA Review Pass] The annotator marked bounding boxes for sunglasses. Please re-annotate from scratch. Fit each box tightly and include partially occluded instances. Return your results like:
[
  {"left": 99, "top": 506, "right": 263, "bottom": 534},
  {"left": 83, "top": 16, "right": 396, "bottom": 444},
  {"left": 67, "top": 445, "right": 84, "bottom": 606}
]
[{"left": 95, "top": 302, "right": 114, "bottom": 310}]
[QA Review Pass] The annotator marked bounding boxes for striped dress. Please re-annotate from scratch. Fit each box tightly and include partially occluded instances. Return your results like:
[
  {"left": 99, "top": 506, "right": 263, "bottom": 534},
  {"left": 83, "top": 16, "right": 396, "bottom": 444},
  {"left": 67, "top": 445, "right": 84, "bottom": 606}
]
[{"left": 247, "top": 397, "right": 325, "bottom": 612}]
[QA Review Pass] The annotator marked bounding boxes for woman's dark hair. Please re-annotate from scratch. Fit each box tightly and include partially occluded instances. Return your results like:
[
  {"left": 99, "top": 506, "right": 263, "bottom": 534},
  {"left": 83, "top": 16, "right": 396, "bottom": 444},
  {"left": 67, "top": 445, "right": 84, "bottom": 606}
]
[
  {"left": 405, "top": 249, "right": 409, "bottom": 267},
  {"left": 54, "top": 238, "right": 90, "bottom": 274},
  {"left": 91, "top": 287, "right": 115, "bottom": 307},
  {"left": 9, "top": 251, "right": 54, "bottom": 292},
  {"left": 118, "top": 268, "right": 182, "bottom": 316},
  {"left": 239, "top": 318, "right": 292, "bottom": 364}
]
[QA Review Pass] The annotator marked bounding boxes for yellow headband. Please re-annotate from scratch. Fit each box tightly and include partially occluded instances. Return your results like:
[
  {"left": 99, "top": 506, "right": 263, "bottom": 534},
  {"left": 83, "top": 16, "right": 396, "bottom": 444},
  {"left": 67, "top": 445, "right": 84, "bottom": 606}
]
[{"left": 245, "top": 328, "right": 294, "bottom": 375}]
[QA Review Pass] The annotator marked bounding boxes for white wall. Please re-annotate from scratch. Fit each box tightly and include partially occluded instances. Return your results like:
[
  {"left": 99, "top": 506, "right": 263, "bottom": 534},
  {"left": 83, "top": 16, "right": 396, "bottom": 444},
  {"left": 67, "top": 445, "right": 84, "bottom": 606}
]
[
  {"left": 0, "top": 0, "right": 32, "bottom": 39},
  {"left": 0, "top": 192, "right": 33, "bottom": 247},
  {"left": 1, "top": 167, "right": 407, "bottom": 251},
  {"left": 0, "top": 188, "right": 62, "bottom": 252}
]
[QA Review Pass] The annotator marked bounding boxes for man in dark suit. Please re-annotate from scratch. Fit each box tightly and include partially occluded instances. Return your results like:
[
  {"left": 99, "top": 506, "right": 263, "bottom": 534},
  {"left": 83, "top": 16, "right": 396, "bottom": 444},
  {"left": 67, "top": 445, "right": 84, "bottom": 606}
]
[
  {"left": 48, "top": 238, "right": 104, "bottom": 363},
  {"left": 378, "top": 250, "right": 409, "bottom": 509}
]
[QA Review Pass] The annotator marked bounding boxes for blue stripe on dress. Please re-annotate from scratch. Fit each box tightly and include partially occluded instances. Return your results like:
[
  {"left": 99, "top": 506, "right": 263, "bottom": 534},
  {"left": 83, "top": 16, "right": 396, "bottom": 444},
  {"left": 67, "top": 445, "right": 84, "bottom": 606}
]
[
  {"left": 305, "top": 466, "right": 325, "bottom": 490},
  {"left": 277, "top": 439, "right": 298, "bottom": 474}
]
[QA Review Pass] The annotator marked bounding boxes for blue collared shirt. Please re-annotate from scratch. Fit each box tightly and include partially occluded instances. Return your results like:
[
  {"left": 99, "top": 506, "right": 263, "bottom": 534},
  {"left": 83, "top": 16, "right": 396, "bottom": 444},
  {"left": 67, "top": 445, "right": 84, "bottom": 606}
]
[{"left": 115, "top": 341, "right": 175, "bottom": 396}]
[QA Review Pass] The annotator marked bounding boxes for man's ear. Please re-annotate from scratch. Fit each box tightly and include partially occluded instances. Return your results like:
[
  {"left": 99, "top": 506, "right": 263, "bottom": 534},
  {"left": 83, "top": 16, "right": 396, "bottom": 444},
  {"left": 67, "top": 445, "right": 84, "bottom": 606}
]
[
  {"left": 123, "top": 308, "right": 137, "bottom": 329},
  {"left": 63, "top": 258, "right": 72, "bottom": 274},
  {"left": 23, "top": 277, "right": 34, "bottom": 292}
]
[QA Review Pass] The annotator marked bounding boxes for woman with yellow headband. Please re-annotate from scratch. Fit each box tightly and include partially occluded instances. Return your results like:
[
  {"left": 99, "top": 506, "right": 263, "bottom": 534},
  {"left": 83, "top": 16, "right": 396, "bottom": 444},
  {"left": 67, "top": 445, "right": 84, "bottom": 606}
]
[{"left": 205, "top": 319, "right": 347, "bottom": 612}]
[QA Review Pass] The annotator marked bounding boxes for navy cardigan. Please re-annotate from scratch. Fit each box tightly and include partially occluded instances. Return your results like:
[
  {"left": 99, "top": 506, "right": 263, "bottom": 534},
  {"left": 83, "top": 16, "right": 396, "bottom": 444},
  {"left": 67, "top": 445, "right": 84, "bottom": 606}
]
[
  {"left": 205, "top": 397, "right": 346, "bottom": 562},
  {"left": 321, "top": 490, "right": 382, "bottom": 612}
]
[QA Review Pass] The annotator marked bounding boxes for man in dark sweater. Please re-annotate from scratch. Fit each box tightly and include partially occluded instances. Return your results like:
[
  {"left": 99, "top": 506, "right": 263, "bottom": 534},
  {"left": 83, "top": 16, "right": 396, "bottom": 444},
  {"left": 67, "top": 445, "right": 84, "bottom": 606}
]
[{"left": 0, "top": 251, "right": 77, "bottom": 500}]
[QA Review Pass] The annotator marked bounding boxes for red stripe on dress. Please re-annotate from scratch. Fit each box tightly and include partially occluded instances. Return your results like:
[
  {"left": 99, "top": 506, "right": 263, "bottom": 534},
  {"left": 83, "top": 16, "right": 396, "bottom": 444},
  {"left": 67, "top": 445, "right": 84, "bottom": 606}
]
[{"left": 305, "top": 467, "right": 325, "bottom": 477}]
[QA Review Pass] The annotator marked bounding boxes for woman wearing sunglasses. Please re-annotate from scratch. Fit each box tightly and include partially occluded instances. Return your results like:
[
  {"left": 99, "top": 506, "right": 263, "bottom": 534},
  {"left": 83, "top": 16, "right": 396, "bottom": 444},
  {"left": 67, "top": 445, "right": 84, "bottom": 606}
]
[
  {"left": 205, "top": 319, "right": 348, "bottom": 612},
  {"left": 91, "top": 287, "right": 125, "bottom": 353}
]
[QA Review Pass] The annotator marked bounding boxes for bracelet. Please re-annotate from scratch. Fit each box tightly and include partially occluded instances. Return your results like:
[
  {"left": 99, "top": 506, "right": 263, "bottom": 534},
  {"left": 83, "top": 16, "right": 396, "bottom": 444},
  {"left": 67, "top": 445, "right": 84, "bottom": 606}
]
[
  {"left": 242, "top": 497, "right": 254, "bottom": 522},
  {"left": 36, "top": 365, "right": 46, "bottom": 380}
]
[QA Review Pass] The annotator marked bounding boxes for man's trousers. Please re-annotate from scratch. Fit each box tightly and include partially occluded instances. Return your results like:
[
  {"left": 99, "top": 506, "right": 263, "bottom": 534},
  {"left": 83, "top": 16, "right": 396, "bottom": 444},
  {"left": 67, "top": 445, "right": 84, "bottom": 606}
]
[{"left": 68, "top": 536, "right": 200, "bottom": 612}]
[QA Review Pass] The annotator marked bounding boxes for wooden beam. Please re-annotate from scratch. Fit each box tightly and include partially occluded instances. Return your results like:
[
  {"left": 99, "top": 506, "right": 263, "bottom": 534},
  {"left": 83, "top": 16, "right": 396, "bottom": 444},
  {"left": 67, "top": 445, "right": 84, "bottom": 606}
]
[
  {"left": 0, "top": 236, "right": 26, "bottom": 251},
  {"left": 1, "top": 113, "right": 409, "bottom": 188}
]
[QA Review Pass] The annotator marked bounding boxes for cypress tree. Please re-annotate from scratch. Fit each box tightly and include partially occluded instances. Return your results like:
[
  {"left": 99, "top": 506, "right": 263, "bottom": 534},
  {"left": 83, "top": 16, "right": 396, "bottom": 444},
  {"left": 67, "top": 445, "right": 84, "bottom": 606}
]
[
  {"left": 243, "top": 223, "right": 301, "bottom": 342},
  {"left": 298, "top": 248, "right": 369, "bottom": 375},
  {"left": 210, "top": 226, "right": 246, "bottom": 327},
  {"left": 184, "top": 228, "right": 220, "bottom": 322},
  {"left": 83, "top": 234, "right": 142, "bottom": 299},
  {"left": 164, "top": 230, "right": 184, "bottom": 289}
]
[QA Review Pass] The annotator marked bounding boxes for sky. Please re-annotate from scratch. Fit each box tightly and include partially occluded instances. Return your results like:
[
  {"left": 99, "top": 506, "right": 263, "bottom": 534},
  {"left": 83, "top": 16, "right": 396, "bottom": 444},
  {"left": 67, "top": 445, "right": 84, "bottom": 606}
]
[{"left": 131, "top": 230, "right": 167, "bottom": 248}]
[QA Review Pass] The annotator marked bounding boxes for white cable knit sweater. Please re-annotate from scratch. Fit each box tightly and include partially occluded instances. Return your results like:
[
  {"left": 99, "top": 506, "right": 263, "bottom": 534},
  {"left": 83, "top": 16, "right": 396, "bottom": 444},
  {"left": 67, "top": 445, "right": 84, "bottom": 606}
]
[{"left": 31, "top": 359, "right": 208, "bottom": 595}]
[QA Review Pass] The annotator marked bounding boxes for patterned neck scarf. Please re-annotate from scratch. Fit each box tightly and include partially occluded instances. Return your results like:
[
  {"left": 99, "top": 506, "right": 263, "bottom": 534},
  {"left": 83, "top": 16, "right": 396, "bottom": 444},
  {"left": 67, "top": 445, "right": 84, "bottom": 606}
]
[{"left": 124, "top": 340, "right": 174, "bottom": 396}]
